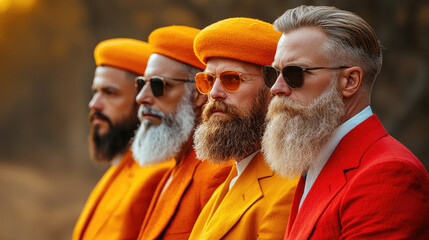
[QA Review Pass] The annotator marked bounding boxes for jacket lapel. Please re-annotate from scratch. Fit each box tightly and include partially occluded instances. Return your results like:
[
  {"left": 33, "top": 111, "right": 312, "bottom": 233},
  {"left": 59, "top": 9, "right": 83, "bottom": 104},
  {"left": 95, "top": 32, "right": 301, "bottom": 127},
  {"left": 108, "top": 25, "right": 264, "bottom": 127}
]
[
  {"left": 137, "top": 162, "right": 173, "bottom": 239},
  {"left": 201, "top": 153, "right": 274, "bottom": 239},
  {"left": 140, "top": 150, "right": 201, "bottom": 239},
  {"left": 203, "top": 165, "right": 238, "bottom": 224},
  {"left": 85, "top": 152, "right": 135, "bottom": 239},
  {"left": 289, "top": 153, "right": 348, "bottom": 239},
  {"left": 286, "top": 176, "right": 305, "bottom": 236},
  {"left": 73, "top": 151, "right": 133, "bottom": 239},
  {"left": 73, "top": 165, "right": 118, "bottom": 240},
  {"left": 287, "top": 115, "right": 388, "bottom": 239}
]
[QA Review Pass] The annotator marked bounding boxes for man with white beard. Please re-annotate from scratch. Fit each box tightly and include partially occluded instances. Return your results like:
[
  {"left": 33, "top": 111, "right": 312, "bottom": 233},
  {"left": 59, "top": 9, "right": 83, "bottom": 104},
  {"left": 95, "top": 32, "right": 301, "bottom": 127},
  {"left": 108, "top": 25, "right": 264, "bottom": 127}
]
[
  {"left": 189, "top": 18, "right": 298, "bottom": 240},
  {"left": 132, "top": 25, "right": 231, "bottom": 240},
  {"left": 262, "top": 5, "right": 429, "bottom": 239}
]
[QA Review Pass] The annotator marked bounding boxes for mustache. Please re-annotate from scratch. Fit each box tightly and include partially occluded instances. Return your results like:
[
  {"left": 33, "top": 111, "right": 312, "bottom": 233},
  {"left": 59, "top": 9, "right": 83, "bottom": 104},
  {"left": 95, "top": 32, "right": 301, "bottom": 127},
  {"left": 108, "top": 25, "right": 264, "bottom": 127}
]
[
  {"left": 267, "top": 95, "right": 309, "bottom": 119},
  {"left": 138, "top": 106, "right": 166, "bottom": 121},
  {"left": 202, "top": 99, "right": 243, "bottom": 120},
  {"left": 89, "top": 110, "right": 112, "bottom": 125}
]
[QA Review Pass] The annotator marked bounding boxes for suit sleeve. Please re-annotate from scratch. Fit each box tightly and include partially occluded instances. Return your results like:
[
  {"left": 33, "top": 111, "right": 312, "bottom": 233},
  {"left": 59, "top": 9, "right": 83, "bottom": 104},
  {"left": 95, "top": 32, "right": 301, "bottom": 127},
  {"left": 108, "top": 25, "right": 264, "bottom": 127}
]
[{"left": 340, "top": 159, "right": 429, "bottom": 240}]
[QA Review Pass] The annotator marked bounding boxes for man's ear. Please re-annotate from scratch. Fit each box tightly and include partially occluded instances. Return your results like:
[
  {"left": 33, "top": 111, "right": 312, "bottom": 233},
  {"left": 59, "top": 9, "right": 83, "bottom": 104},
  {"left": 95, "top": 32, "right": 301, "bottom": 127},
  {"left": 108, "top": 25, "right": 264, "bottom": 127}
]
[
  {"left": 340, "top": 66, "right": 363, "bottom": 98},
  {"left": 193, "top": 91, "right": 207, "bottom": 108}
]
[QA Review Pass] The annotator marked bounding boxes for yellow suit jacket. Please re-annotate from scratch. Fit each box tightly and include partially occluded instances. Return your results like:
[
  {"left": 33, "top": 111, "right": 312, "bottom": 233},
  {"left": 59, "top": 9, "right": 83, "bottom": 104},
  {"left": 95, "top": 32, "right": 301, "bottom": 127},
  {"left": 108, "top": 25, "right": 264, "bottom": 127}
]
[
  {"left": 137, "top": 149, "right": 232, "bottom": 240},
  {"left": 189, "top": 152, "right": 298, "bottom": 240},
  {"left": 72, "top": 151, "right": 173, "bottom": 240}
]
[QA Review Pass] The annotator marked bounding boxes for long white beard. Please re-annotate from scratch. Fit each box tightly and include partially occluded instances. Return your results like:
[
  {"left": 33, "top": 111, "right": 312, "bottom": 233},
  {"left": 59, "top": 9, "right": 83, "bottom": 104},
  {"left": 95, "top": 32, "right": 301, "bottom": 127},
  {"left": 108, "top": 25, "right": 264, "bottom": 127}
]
[
  {"left": 262, "top": 80, "right": 345, "bottom": 179},
  {"left": 131, "top": 95, "right": 195, "bottom": 166}
]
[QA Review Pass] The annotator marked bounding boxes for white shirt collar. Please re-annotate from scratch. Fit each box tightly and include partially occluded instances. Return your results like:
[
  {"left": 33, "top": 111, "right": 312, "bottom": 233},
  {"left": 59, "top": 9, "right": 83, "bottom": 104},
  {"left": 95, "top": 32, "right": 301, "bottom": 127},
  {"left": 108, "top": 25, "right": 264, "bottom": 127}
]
[
  {"left": 110, "top": 153, "right": 124, "bottom": 166},
  {"left": 299, "top": 106, "right": 373, "bottom": 209},
  {"left": 229, "top": 150, "right": 260, "bottom": 190}
]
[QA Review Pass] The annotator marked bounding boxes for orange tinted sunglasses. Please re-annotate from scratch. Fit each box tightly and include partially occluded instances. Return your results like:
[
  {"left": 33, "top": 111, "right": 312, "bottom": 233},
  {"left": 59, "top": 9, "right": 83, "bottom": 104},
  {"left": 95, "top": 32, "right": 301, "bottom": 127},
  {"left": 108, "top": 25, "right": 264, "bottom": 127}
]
[{"left": 194, "top": 70, "right": 261, "bottom": 94}]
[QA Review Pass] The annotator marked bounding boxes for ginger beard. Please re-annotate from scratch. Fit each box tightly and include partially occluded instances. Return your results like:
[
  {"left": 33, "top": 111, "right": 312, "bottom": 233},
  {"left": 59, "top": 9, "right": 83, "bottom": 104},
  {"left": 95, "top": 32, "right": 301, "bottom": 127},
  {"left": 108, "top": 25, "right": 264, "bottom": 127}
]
[
  {"left": 88, "top": 108, "right": 139, "bottom": 163},
  {"left": 131, "top": 91, "right": 195, "bottom": 166},
  {"left": 194, "top": 87, "right": 269, "bottom": 164},
  {"left": 262, "top": 79, "right": 346, "bottom": 179}
]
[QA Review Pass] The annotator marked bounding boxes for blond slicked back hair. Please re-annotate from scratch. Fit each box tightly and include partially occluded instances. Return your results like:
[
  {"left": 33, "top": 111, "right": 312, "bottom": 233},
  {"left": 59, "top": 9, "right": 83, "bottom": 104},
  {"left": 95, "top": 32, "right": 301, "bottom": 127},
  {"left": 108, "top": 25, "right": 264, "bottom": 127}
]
[{"left": 274, "top": 5, "right": 382, "bottom": 92}]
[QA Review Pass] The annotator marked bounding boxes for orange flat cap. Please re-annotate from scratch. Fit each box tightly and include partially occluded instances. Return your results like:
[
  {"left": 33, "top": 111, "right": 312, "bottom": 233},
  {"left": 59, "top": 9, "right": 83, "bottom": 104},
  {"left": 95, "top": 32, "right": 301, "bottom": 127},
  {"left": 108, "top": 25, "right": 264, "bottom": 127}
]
[
  {"left": 148, "top": 25, "right": 205, "bottom": 70},
  {"left": 194, "top": 17, "right": 281, "bottom": 66},
  {"left": 94, "top": 38, "right": 152, "bottom": 76}
]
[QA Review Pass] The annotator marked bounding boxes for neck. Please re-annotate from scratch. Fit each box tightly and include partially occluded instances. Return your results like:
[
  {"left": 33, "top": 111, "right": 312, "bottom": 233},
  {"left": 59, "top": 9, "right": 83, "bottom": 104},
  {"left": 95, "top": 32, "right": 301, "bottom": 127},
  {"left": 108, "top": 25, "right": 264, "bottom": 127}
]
[
  {"left": 342, "top": 93, "right": 370, "bottom": 125},
  {"left": 174, "top": 135, "right": 194, "bottom": 167}
]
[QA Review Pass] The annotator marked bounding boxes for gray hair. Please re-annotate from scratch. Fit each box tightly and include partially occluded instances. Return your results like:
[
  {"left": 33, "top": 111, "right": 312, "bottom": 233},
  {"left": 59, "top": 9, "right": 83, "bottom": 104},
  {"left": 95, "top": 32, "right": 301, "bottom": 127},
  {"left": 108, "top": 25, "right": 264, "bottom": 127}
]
[
  {"left": 181, "top": 63, "right": 202, "bottom": 98},
  {"left": 274, "top": 5, "right": 382, "bottom": 92}
]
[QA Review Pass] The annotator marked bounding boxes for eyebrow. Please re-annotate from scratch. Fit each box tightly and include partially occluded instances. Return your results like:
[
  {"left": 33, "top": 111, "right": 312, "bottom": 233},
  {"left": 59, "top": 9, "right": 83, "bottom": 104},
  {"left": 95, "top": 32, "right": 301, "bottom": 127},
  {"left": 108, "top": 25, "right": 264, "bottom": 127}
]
[
  {"left": 102, "top": 86, "right": 119, "bottom": 90},
  {"left": 271, "top": 64, "right": 280, "bottom": 70},
  {"left": 92, "top": 86, "right": 119, "bottom": 92}
]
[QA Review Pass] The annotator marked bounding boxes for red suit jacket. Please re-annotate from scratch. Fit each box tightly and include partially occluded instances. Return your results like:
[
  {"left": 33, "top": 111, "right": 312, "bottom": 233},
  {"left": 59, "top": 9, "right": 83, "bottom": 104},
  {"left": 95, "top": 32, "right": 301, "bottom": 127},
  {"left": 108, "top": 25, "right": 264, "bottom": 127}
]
[
  {"left": 286, "top": 115, "right": 429, "bottom": 240},
  {"left": 137, "top": 149, "right": 231, "bottom": 240}
]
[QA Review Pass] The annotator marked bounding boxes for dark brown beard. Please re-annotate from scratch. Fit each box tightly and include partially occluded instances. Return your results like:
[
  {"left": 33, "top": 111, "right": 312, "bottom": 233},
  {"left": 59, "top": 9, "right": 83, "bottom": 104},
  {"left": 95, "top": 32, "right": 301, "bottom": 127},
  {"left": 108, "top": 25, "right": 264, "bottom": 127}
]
[
  {"left": 194, "top": 87, "right": 269, "bottom": 163},
  {"left": 88, "top": 110, "right": 139, "bottom": 163}
]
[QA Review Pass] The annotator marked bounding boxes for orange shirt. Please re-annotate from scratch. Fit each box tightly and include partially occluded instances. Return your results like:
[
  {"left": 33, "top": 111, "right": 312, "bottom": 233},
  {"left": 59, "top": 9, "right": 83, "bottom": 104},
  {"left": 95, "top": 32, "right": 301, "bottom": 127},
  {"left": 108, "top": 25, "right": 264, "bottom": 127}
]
[
  {"left": 72, "top": 151, "right": 173, "bottom": 240},
  {"left": 137, "top": 149, "right": 232, "bottom": 240}
]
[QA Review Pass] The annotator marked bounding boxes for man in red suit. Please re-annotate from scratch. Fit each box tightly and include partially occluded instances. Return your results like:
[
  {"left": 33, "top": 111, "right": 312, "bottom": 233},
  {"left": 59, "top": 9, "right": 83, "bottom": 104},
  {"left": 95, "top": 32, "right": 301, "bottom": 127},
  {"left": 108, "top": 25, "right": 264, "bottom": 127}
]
[{"left": 262, "top": 5, "right": 429, "bottom": 239}]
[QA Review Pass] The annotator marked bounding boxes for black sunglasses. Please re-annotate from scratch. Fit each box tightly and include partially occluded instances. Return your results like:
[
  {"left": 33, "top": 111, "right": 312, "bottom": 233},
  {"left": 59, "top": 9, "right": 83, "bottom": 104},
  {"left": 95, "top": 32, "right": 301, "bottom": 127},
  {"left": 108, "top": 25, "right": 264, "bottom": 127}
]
[
  {"left": 262, "top": 65, "right": 349, "bottom": 89},
  {"left": 135, "top": 76, "right": 195, "bottom": 98}
]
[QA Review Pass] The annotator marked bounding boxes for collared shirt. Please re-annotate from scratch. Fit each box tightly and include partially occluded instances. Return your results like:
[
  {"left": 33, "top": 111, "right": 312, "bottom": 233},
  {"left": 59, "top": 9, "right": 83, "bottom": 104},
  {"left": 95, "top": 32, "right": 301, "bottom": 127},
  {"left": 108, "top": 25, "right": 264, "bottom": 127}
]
[
  {"left": 111, "top": 153, "right": 124, "bottom": 166},
  {"left": 229, "top": 150, "right": 260, "bottom": 190},
  {"left": 299, "top": 106, "right": 373, "bottom": 209}
]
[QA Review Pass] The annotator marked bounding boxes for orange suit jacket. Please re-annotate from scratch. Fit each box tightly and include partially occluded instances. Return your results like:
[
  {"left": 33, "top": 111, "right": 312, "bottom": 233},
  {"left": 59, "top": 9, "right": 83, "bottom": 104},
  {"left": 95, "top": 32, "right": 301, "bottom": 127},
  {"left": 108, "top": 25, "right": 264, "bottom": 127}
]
[
  {"left": 137, "top": 149, "right": 231, "bottom": 240},
  {"left": 72, "top": 151, "right": 173, "bottom": 240},
  {"left": 285, "top": 115, "right": 429, "bottom": 240},
  {"left": 189, "top": 152, "right": 298, "bottom": 240}
]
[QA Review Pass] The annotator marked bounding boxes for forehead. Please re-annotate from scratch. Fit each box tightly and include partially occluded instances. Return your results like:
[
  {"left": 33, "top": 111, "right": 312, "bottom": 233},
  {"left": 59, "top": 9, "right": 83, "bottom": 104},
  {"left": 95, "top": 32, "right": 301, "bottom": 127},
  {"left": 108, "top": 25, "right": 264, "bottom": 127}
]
[
  {"left": 93, "top": 65, "right": 131, "bottom": 87},
  {"left": 273, "top": 27, "right": 329, "bottom": 68},
  {"left": 205, "top": 57, "right": 261, "bottom": 74},
  {"left": 144, "top": 53, "right": 187, "bottom": 78}
]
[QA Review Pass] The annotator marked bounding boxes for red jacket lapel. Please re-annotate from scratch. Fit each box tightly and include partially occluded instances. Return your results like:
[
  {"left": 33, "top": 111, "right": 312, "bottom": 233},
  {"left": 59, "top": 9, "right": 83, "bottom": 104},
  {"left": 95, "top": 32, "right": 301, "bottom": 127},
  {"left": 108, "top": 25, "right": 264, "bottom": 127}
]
[
  {"left": 286, "top": 176, "right": 305, "bottom": 236},
  {"left": 287, "top": 115, "right": 388, "bottom": 239}
]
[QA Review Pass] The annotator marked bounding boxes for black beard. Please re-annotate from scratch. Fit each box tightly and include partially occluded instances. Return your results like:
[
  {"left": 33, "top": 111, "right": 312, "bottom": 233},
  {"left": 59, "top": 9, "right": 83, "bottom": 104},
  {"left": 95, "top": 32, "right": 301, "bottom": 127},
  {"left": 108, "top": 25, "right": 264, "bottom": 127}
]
[{"left": 88, "top": 111, "right": 139, "bottom": 163}]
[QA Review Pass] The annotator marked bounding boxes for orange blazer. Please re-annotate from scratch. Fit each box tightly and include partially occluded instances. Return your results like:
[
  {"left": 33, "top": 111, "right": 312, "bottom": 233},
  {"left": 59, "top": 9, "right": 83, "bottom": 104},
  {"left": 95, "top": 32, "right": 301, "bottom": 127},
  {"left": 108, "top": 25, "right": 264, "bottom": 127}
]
[
  {"left": 189, "top": 152, "right": 298, "bottom": 240},
  {"left": 137, "top": 149, "right": 232, "bottom": 240},
  {"left": 72, "top": 151, "right": 173, "bottom": 240}
]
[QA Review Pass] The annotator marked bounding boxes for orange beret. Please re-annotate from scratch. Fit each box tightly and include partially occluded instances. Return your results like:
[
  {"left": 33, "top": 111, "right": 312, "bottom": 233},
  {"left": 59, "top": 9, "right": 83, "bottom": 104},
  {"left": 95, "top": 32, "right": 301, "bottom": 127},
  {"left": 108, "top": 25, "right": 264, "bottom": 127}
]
[
  {"left": 148, "top": 26, "right": 205, "bottom": 70},
  {"left": 194, "top": 17, "right": 281, "bottom": 66},
  {"left": 94, "top": 38, "right": 152, "bottom": 76}
]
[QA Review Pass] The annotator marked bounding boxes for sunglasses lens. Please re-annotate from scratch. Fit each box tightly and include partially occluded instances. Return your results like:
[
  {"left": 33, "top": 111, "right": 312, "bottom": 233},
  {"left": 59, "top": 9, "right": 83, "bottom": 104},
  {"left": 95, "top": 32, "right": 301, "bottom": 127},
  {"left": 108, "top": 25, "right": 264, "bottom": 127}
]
[
  {"left": 282, "top": 66, "right": 304, "bottom": 88},
  {"left": 135, "top": 78, "right": 145, "bottom": 92},
  {"left": 219, "top": 71, "right": 241, "bottom": 92},
  {"left": 150, "top": 77, "right": 164, "bottom": 97},
  {"left": 262, "top": 66, "right": 279, "bottom": 88},
  {"left": 195, "top": 73, "right": 214, "bottom": 94}
]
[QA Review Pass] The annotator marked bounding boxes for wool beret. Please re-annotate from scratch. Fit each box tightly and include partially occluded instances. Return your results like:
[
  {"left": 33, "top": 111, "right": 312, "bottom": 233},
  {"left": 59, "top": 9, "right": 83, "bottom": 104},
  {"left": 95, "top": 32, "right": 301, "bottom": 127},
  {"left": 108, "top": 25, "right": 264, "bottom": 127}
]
[
  {"left": 94, "top": 38, "right": 152, "bottom": 76},
  {"left": 194, "top": 17, "right": 281, "bottom": 66},
  {"left": 148, "top": 25, "right": 206, "bottom": 70}
]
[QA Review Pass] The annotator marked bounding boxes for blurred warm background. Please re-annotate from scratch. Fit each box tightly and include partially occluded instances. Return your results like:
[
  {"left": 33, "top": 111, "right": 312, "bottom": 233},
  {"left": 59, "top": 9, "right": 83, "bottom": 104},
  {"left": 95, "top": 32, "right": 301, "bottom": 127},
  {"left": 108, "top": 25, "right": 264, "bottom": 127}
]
[{"left": 0, "top": 0, "right": 428, "bottom": 239}]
